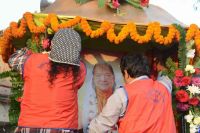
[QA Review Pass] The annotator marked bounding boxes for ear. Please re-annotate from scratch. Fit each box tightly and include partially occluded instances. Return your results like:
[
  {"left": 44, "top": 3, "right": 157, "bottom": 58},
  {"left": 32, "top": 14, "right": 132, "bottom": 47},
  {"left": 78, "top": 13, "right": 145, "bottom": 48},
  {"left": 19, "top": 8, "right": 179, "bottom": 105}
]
[
  {"left": 123, "top": 70, "right": 131, "bottom": 83},
  {"left": 124, "top": 70, "right": 129, "bottom": 79}
]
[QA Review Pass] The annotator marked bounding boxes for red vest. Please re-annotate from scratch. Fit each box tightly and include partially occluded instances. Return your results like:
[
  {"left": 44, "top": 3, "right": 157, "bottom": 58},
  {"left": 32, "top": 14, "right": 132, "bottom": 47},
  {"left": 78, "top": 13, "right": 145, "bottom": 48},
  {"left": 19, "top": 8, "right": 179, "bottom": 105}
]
[
  {"left": 18, "top": 53, "right": 86, "bottom": 129},
  {"left": 118, "top": 79, "right": 176, "bottom": 133}
]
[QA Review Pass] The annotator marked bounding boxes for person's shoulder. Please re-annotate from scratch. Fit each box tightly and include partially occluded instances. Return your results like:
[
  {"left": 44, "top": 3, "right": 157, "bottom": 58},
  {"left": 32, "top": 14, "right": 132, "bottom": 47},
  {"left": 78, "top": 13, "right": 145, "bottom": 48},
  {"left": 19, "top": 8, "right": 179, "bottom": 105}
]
[
  {"left": 26, "top": 53, "right": 49, "bottom": 64},
  {"left": 30, "top": 53, "right": 48, "bottom": 58},
  {"left": 155, "top": 76, "right": 172, "bottom": 93},
  {"left": 115, "top": 86, "right": 127, "bottom": 98},
  {"left": 114, "top": 86, "right": 128, "bottom": 107}
]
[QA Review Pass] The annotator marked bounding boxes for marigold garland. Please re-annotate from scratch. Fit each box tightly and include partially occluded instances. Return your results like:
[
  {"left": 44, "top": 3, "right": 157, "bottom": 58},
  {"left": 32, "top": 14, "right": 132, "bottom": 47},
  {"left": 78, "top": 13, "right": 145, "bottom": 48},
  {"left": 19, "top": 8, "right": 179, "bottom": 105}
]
[
  {"left": 44, "top": 13, "right": 59, "bottom": 32},
  {"left": 129, "top": 22, "right": 154, "bottom": 44},
  {"left": 186, "top": 24, "right": 199, "bottom": 42},
  {"left": 0, "top": 28, "right": 13, "bottom": 61},
  {"left": 107, "top": 24, "right": 130, "bottom": 44},
  {"left": 1, "top": 12, "right": 200, "bottom": 61},
  {"left": 59, "top": 16, "right": 82, "bottom": 29},
  {"left": 185, "top": 24, "right": 200, "bottom": 55},
  {"left": 45, "top": 14, "right": 82, "bottom": 32},
  {"left": 10, "top": 18, "right": 27, "bottom": 38},
  {"left": 80, "top": 18, "right": 112, "bottom": 38},
  {"left": 24, "top": 12, "right": 46, "bottom": 34}
]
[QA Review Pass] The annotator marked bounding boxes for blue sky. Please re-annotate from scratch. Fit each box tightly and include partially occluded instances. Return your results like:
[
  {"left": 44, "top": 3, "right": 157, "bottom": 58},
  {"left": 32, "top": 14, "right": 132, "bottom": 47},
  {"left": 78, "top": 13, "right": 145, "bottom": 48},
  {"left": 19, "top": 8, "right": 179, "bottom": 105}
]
[{"left": 0, "top": 0, "right": 200, "bottom": 30}]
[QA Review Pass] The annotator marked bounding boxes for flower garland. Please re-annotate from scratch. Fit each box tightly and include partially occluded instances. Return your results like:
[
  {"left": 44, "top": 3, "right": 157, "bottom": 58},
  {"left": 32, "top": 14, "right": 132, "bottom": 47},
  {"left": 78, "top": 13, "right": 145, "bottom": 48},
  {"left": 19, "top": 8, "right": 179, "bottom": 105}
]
[
  {"left": 44, "top": 13, "right": 59, "bottom": 32},
  {"left": 10, "top": 18, "right": 27, "bottom": 38},
  {"left": 186, "top": 24, "right": 200, "bottom": 56},
  {"left": 0, "top": 28, "right": 13, "bottom": 61},
  {"left": 129, "top": 22, "right": 154, "bottom": 44},
  {"left": 154, "top": 23, "right": 177, "bottom": 45},
  {"left": 24, "top": 12, "right": 46, "bottom": 34},
  {"left": 1, "top": 12, "right": 200, "bottom": 62},
  {"left": 107, "top": 23, "right": 130, "bottom": 44},
  {"left": 44, "top": 14, "right": 82, "bottom": 32},
  {"left": 80, "top": 18, "right": 112, "bottom": 38}
]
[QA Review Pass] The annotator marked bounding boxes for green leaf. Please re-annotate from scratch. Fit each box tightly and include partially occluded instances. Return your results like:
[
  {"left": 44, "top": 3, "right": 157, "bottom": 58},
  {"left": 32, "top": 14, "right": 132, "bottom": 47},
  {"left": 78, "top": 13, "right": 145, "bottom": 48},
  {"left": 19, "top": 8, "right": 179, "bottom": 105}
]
[
  {"left": 1, "top": 70, "right": 24, "bottom": 125},
  {"left": 47, "top": 28, "right": 54, "bottom": 34},
  {"left": 107, "top": 2, "right": 115, "bottom": 9},
  {"left": 126, "top": 0, "right": 142, "bottom": 9},
  {"left": 173, "top": 24, "right": 187, "bottom": 70},
  {"left": 74, "top": 0, "right": 90, "bottom": 4},
  {"left": 194, "top": 57, "right": 200, "bottom": 68},
  {"left": 165, "top": 57, "right": 178, "bottom": 79},
  {"left": 98, "top": 0, "right": 106, "bottom": 8},
  {"left": 186, "top": 40, "right": 195, "bottom": 50},
  {"left": 26, "top": 39, "right": 42, "bottom": 53},
  {"left": 0, "top": 70, "right": 12, "bottom": 79}
]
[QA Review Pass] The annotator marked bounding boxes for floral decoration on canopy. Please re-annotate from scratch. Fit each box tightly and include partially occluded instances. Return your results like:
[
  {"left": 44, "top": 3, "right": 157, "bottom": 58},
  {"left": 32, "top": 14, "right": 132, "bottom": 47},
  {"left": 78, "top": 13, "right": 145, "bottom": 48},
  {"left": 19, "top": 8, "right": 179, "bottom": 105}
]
[
  {"left": 75, "top": 0, "right": 149, "bottom": 11},
  {"left": 1, "top": 12, "right": 200, "bottom": 63}
]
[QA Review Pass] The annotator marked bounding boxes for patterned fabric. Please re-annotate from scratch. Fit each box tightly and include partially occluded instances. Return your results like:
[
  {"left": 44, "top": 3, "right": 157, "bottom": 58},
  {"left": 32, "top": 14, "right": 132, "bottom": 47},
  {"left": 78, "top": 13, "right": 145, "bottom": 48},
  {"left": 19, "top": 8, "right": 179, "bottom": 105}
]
[
  {"left": 49, "top": 28, "right": 81, "bottom": 66},
  {"left": 14, "top": 127, "right": 79, "bottom": 133},
  {"left": 8, "top": 48, "right": 31, "bottom": 74}
]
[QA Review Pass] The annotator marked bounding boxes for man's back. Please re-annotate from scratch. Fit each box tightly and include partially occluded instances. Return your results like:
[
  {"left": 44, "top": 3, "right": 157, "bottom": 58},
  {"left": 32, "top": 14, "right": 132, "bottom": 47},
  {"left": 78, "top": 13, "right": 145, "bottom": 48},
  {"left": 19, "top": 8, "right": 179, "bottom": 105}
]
[{"left": 118, "top": 79, "right": 176, "bottom": 133}]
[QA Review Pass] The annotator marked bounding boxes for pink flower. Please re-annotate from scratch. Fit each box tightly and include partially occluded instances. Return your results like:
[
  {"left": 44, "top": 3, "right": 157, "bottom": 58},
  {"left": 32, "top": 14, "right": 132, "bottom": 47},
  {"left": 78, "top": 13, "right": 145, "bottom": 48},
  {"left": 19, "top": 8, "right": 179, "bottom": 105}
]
[
  {"left": 42, "top": 39, "right": 50, "bottom": 49},
  {"left": 192, "top": 77, "right": 200, "bottom": 87},
  {"left": 173, "top": 77, "right": 182, "bottom": 87},
  {"left": 112, "top": 0, "right": 120, "bottom": 9},
  {"left": 175, "top": 69, "right": 184, "bottom": 77},
  {"left": 177, "top": 103, "right": 190, "bottom": 111},
  {"left": 16, "top": 97, "right": 23, "bottom": 102},
  {"left": 176, "top": 90, "right": 189, "bottom": 102},
  {"left": 195, "top": 68, "right": 200, "bottom": 75}
]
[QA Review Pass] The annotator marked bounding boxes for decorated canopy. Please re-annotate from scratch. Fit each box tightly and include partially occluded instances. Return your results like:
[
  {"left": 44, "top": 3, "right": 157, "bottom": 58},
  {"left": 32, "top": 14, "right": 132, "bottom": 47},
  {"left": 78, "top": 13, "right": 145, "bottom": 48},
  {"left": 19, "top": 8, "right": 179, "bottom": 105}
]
[
  {"left": 0, "top": 0, "right": 200, "bottom": 63},
  {"left": 0, "top": 1, "right": 200, "bottom": 132},
  {"left": 43, "top": 0, "right": 185, "bottom": 26}
]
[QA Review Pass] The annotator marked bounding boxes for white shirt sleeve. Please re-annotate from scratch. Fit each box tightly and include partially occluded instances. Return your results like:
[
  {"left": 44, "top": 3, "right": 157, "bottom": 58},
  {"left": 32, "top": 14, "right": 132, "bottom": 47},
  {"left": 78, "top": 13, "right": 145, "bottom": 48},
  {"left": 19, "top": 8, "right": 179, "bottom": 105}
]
[
  {"left": 157, "top": 72, "right": 172, "bottom": 93},
  {"left": 88, "top": 87, "right": 127, "bottom": 133}
]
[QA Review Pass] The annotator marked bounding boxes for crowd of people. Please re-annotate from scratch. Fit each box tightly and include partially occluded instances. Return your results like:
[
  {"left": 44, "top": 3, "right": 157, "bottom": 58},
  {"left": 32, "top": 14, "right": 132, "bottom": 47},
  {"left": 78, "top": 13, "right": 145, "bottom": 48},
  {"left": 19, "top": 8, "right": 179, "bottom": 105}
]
[{"left": 8, "top": 28, "right": 176, "bottom": 133}]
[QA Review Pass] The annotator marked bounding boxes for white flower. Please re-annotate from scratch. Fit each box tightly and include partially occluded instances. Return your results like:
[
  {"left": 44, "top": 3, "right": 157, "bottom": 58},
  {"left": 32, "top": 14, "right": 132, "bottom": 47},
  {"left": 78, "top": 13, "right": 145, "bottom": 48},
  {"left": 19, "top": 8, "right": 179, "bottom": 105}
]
[
  {"left": 190, "top": 124, "right": 198, "bottom": 133},
  {"left": 187, "top": 85, "right": 200, "bottom": 95},
  {"left": 185, "top": 65, "right": 195, "bottom": 74},
  {"left": 187, "top": 49, "right": 195, "bottom": 58},
  {"left": 193, "top": 116, "right": 200, "bottom": 125},
  {"left": 185, "top": 114, "right": 194, "bottom": 123}
]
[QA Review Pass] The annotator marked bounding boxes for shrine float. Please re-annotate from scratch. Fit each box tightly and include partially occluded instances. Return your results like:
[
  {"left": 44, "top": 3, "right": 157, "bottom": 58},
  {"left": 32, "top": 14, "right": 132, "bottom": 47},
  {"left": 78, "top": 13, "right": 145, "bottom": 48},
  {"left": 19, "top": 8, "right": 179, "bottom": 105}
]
[{"left": 0, "top": 0, "right": 200, "bottom": 132}]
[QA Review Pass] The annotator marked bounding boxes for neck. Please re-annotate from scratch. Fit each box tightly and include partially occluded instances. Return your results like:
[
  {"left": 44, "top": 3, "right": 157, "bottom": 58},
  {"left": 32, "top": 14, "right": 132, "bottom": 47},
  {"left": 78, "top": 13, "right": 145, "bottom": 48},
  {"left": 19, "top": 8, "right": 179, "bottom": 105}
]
[
  {"left": 95, "top": 87, "right": 113, "bottom": 94},
  {"left": 95, "top": 88, "right": 113, "bottom": 113},
  {"left": 125, "top": 77, "right": 135, "bottom": 84}
]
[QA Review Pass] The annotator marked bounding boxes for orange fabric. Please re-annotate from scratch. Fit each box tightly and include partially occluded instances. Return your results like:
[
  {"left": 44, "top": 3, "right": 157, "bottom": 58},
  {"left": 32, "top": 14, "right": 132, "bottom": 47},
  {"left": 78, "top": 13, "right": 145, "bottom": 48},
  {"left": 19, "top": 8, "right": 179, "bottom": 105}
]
[
  {"left": 18, "top": 53, "right": 86, "bottom": 129},
  {"left": 95, "top": 88, "right": 113, "bottom": 113},
  {"left": 118, "top": 79, "right": 176, "bottom": 133}
]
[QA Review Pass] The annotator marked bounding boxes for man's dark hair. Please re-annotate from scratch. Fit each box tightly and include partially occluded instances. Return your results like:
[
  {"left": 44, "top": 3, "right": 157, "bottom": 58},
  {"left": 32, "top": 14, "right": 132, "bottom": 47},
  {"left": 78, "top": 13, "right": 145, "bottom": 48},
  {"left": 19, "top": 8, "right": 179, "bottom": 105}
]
[{"left": 120, "top": 54, "right": 150, "bottom": 78}]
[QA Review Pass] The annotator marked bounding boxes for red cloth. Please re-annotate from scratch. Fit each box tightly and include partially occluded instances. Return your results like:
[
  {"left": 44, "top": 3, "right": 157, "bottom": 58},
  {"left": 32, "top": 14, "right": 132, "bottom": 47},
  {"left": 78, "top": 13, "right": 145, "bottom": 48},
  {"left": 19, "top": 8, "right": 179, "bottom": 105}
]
[
  {"left": 118, "top": 79, "right": 176, "bottom": 133},
  {"left": 18, "top": 53, "right": 86, "bottom": 129}
]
